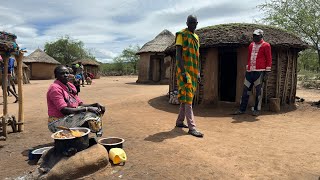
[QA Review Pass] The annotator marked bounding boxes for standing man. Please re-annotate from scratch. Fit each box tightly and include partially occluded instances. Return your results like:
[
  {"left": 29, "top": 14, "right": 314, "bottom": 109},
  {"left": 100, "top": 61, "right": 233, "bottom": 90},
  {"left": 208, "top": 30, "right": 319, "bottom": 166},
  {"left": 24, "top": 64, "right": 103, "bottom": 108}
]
[
  {"left": 0, "top": 57, "right": 19, "bottom": 103},
  {"left": 234, "top": 29, "right": 272, "bottom": 116},
  {"left": 8, "top": 57, "right": 17, "bottom": 96},
  {"left": 77, "top": 62, "right": 85, "bottom": 87},
  {"left": 175, "top": 15, "right": 203, "bottom": 138}
]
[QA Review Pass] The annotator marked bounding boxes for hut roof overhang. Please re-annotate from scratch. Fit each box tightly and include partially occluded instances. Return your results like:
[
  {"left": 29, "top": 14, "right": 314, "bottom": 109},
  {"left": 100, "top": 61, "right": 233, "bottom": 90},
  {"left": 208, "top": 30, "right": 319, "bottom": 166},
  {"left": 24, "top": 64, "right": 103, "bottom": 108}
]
[
  {"left": 136, "top": 29, "right": 175, "bottom": 55},
  {"left": 72, "top": 59, "right": 101, "bottom": 66},
  {"left": 23, "top": 48, "right": 61, "bottom": 65},
  {"left": 165, "top": 23, "right": 309, "bottom": 54}
]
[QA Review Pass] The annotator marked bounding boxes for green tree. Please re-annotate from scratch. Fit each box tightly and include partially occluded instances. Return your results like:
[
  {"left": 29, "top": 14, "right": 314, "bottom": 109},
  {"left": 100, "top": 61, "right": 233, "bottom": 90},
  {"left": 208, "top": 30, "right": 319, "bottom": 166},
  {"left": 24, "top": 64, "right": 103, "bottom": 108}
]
[
  {"left": 44, "top": 36, "right": 95, "bottom": 64},
  {"left": 259, "top": 0, "right": 320, "bottom": 69},
  {"left": 298, "top": 49, "right": 318, "bottom": 71},
  {"left": 120, "top": 45, "right": 140, "bottom": 74}
]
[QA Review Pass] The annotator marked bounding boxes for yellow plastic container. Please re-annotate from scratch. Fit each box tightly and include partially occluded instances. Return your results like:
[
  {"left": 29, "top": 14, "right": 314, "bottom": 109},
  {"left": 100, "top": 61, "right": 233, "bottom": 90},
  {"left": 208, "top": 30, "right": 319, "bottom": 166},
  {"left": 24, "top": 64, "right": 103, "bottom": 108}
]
[{"left": 109, "top": 148, "right": 127, "bottom": 164}]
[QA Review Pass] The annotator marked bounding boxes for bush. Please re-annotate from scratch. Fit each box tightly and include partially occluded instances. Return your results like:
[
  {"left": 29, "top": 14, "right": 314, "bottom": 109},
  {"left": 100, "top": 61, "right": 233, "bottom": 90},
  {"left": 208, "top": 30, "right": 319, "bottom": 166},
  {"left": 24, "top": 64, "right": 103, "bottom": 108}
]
[{"left": 301, "top": 80, "right": 320, "bottom": 89}]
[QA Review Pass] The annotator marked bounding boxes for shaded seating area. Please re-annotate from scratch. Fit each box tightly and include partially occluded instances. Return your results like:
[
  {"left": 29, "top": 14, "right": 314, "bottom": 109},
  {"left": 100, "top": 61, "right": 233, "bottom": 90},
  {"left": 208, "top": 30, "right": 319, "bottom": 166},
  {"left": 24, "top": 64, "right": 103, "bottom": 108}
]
[{"left": 0, "top": 31, "right": 26, "bottom": 140}]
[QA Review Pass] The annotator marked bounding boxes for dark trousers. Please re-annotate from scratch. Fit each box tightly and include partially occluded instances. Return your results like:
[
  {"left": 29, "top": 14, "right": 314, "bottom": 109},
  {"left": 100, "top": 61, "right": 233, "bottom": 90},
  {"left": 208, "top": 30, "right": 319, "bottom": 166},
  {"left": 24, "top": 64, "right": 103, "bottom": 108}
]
[{"left": 239, "top": 71, "right": 265, "bottom": 112}]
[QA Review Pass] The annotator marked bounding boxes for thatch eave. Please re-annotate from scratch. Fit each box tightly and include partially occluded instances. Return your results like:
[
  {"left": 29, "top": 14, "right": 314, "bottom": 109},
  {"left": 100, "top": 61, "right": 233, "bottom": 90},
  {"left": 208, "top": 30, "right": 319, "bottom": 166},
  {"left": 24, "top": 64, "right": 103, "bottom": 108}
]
[
  {"left": 136, "top": 29, "right": 175, "bottom": 55},
  {"left": 23, "top": 48, "right": 61, "bottom": 65}
]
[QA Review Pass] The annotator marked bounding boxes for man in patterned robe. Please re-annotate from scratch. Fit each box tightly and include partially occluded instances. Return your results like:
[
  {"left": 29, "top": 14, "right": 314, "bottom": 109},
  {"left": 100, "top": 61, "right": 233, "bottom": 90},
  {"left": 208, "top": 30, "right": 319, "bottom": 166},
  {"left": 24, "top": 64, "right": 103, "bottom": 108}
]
[{"left": 175, "top": 15, "right": 203, "bottom": 138}]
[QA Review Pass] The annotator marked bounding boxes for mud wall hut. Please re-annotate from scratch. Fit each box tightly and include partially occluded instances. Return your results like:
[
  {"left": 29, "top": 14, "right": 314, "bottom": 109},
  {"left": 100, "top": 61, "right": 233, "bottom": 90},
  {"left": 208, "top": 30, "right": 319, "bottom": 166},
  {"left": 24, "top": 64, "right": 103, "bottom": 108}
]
[
  {"left": 136, "top": 29, "right": 175, "bottom": 84},
  {"left": 23, "top": 48, "right": 61, "bottom": 80},
  {"left": 166, "top": 23, "right": 308, "bottom": 106},
  {"left": 72, "top": 59, "right": 101, "bottom": 79}
]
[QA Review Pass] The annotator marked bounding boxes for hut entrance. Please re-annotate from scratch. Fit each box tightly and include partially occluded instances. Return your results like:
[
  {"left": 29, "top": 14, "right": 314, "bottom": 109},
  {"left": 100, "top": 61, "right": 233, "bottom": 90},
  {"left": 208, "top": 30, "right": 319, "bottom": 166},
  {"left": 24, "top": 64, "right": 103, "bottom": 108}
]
[
  {"left": 218, "top": 48, "right": 237, "bottom": 102},
  {"left": 149, "top": 55, "right": 163, "bottom": 82}
]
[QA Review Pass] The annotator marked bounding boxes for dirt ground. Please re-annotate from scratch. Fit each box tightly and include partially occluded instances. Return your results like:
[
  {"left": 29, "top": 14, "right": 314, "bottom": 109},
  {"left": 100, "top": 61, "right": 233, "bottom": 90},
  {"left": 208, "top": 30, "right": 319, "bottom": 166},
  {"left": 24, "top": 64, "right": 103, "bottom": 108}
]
[{"left": 1, "top": 76, "right": 320, "bottom": 180}]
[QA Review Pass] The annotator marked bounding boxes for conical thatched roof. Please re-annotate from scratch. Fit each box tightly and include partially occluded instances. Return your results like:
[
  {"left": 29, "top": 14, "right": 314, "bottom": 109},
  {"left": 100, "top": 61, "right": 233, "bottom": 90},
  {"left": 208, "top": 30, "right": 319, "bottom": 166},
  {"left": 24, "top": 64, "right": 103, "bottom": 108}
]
[
  {"left": 136, "top": 29, "right": 175, "bottom": 55},
  {"left": 23, "top": 48, "right": 61, "bottom": 64},
  {"left": 72, "top": 59, "right": 100, "bottom": 66},
  {"left": 165, "top": 23, "right": 308, "bottom": 53}
]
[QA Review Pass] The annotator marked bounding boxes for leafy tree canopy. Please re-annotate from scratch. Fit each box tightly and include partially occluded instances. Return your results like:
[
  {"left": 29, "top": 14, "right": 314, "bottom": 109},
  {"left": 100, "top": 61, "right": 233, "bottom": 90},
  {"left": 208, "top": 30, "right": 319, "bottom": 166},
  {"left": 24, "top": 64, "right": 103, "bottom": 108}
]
[
  {"left": 259, "top": 0, "right": 320, "bottom": 68},
  {"left": 44, "top": 36, "right": 95, "bottom": 65}
]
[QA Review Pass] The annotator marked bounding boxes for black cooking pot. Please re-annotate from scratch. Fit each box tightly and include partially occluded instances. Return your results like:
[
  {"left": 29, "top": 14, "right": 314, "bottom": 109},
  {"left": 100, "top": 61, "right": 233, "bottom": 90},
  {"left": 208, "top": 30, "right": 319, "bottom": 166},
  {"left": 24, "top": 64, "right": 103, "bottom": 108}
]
[
  {"left": 98, "top": 137, "right": 125, "bottom": 152},
  {"left": 51, "top": 127, "right": 90, "bottom": 156}
]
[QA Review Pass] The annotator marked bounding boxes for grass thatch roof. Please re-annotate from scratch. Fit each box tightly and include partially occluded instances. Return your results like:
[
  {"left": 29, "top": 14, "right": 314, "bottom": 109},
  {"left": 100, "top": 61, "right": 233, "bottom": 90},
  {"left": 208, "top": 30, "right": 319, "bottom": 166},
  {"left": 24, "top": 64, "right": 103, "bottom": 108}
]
[
  {"left": 23, "top": 48, "right": 61, "bottom": 64},
  {"left": 0, "top": 31, "right": 19, "bottom": 54},
  {"left": 136, "top": 29, "right": 175, "bottom": 55},
  {"left": 72, "top": 59, "right": 100, "bottom": 66},
  {"left": 165, "top": 23, "right": 308, "bottom": 53}
]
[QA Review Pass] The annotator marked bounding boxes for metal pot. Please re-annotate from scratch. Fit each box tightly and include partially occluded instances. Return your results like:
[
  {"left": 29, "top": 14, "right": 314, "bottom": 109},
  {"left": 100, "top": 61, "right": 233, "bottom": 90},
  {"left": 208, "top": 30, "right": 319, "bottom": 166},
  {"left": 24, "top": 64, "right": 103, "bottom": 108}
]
[
  {"left": 98, "top": 137, "right": 125, "bottom": 152},
  {"left": 51, "top": 127, "right": 90, "bottom": 156}
]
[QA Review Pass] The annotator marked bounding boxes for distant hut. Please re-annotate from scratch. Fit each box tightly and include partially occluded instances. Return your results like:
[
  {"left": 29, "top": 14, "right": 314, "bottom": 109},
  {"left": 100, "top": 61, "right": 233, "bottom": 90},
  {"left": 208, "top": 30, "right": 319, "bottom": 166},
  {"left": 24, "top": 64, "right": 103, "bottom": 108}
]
[
  {"left": 72, "top": 59, "right": 101, "bottom": 79},
  {"left": 136, "top": 29, "right": 175, "bottom": 84},
  {"left": 23, "top": 48, "right": 61, "bottom": 80},
  {"left": 14, "top": 61, "right": 30, "bottom": 84},
  {"left": 166, "top": 23, "right": 308, "bottom": 107}
]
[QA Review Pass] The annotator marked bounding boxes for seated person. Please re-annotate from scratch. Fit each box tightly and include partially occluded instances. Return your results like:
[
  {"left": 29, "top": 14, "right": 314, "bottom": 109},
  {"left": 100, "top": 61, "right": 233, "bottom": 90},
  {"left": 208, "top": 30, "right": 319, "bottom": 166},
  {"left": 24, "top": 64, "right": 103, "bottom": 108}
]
[{"left": 47, "top": 65, "right": 105, "bottom": 136}]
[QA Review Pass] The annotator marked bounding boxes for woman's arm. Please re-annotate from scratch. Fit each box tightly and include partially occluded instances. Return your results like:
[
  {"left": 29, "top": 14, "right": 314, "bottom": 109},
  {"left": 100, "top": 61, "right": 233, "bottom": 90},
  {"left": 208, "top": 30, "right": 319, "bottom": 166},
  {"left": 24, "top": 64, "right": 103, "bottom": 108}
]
[{"left": 60, "top": 106, "right": 101, "bottom": 115}]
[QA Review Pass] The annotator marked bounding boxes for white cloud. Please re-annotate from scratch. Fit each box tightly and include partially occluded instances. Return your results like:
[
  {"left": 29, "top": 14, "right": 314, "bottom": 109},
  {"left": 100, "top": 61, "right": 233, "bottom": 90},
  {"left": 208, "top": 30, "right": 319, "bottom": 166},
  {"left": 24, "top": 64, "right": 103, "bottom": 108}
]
[{"left": 0, "top": 0, "right": 265, "bottom": 63}]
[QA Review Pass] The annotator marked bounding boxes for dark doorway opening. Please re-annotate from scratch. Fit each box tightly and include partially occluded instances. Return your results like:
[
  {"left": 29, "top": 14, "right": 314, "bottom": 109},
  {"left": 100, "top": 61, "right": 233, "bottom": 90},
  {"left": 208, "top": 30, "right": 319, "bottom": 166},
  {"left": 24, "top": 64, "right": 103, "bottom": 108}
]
[{"left": 218, "top": 48, "right": 237, "bottom": 102}]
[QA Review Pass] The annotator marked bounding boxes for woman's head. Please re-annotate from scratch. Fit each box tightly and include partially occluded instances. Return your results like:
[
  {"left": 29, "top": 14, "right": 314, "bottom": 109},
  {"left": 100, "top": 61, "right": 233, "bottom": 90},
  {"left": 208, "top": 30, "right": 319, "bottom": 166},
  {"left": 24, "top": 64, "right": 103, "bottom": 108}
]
[{"left": 54, "top": 65, "right": 70, "bottom": 84}]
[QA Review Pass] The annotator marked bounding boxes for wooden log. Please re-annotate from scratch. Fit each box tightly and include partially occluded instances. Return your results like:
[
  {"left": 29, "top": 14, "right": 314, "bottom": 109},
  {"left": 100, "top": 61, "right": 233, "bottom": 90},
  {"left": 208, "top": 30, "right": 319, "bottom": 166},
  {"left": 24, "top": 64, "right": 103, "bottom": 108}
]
[
  {"left": 289, "top": 50, "right": 295, "bottom": 104},
  {"left": 2, "top": 55, "right": 9, "bottom": 116},
  {"left": 276, "top": 52, "right": 281, "bottom": 98},
  {"left": 15, "top": 52, "right": 24, "bottom": 132},
  {"left": 1, "top": 115, "right": 7, "bottom": 138},
  {"left": 281, "top": 50, "right": 290, "bottom": 105},
  {"left": 269, "top": 98, "right": 280, "bottom": 112}
]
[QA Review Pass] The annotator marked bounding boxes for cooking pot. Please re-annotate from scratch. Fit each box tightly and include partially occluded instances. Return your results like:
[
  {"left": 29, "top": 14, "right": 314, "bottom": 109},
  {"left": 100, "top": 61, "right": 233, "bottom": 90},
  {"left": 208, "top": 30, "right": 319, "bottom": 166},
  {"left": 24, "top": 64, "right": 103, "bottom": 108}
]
[
  {"left": 98, "top": 137, "right": 125, "bottom": 152},
  {"left": 51, "top": 127, "right": 90, "bottom": 156}
]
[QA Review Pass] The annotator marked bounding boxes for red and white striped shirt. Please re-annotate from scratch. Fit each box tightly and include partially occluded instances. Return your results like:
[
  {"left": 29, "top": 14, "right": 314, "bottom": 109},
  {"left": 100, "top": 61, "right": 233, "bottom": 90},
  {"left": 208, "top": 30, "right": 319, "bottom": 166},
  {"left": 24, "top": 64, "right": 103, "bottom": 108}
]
[{"left": 246, "top": 40, "right": 272, "bottom": 72}]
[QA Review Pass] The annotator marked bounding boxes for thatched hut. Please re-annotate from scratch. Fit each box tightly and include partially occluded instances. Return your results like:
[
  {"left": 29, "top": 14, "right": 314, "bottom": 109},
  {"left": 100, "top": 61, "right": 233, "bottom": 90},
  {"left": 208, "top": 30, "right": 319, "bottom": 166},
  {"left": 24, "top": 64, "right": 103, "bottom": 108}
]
[
  {"left": 72, "top": 59, "right": 101, "bottom": 79},
  {"left": 23, "top": 48, "right": 61, "bottom": 80},
  {"left": 166, "top": 23, "right": 308, "bottom": 107},
  {"left": 136, "top": 29, "right": 175, "bottom": 84}
]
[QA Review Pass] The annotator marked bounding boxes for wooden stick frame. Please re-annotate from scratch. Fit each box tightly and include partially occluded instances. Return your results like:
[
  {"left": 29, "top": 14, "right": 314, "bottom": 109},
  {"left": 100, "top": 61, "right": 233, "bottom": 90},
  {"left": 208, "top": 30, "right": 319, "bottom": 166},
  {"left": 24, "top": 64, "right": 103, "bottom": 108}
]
[{"left": 0, "top": 50, "right": 25, "bottom": 139}]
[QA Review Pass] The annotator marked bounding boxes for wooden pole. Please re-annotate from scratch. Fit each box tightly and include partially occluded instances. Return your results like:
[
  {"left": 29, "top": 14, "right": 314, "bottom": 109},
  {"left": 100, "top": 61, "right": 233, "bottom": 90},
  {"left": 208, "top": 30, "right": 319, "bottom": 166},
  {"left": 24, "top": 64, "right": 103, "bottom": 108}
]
[
  {"left": 15, "top": 52, "right": 24, "bottom": 132},
  {"left": 282, "top": 50, "right": 291, "bottom": 105},
  {"left": 275, "top": 52, "right": 281, "bottom": 98},
  {"left": 3, "top": 55, "right": 9, "bottom": 116},
  {"left": 289, "top": 50, "right": 295, "bottom": 104},
  {"left": 1, "top": 55, "right": 9, "bottom": 138}
]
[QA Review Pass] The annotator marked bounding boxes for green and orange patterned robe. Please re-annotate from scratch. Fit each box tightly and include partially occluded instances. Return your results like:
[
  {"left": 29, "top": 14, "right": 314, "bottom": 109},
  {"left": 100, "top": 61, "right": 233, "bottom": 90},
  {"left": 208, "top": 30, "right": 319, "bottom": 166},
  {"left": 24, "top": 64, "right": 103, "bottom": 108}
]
[{"left": 175, "top": 29, "right": 200, "bottom": 104}]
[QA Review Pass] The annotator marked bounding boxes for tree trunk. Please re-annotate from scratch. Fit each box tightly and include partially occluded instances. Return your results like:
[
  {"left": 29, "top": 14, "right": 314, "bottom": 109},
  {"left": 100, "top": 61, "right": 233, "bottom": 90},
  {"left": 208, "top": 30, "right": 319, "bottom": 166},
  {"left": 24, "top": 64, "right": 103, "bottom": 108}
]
[{"left": 318, "top": 49, "right": 320, "bottom": 73}]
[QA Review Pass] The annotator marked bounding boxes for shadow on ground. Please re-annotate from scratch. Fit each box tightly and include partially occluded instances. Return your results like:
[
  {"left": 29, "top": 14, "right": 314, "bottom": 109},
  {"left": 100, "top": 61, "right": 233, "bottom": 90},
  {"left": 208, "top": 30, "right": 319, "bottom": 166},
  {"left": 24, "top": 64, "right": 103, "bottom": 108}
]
[
  {"left": 148, "top": 95, "right": 298, "bottom": 118},
  {"left": 125, "top": 82, "right": 168, "bottom": 86},
  {"left": 21, "top": 142, "right": 55, "bottom": 165},
  {"left": 144, "top": 128, "right": 188, "bottom": 142}
]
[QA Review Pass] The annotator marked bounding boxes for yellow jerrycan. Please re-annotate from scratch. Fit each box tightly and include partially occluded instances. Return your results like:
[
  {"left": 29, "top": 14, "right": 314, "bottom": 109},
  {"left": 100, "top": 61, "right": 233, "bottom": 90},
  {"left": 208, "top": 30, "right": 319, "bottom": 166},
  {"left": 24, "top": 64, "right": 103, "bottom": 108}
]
[{"left": 109, "top": 148, "right": 127, "bottom": 164}]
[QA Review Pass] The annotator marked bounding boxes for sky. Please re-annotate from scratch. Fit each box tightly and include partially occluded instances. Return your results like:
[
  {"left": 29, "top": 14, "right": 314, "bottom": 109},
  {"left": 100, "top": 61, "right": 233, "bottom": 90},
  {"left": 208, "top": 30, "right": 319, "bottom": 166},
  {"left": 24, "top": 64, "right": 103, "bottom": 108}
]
[{"left": 0, "top": 0, "right": 265, "bottom": 63}]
